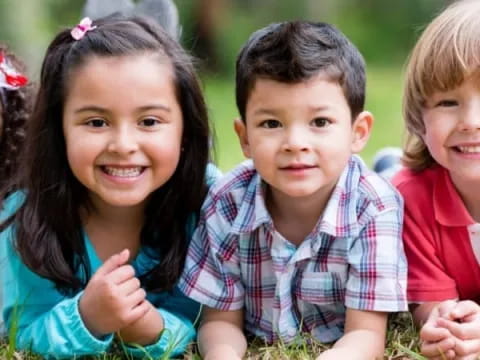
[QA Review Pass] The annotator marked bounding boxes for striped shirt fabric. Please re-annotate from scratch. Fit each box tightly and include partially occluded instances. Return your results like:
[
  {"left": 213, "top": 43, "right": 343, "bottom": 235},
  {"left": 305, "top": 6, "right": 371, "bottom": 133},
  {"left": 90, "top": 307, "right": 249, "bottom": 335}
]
[{"left": 179, "top": 155, "right": 407, "bottom": 343}]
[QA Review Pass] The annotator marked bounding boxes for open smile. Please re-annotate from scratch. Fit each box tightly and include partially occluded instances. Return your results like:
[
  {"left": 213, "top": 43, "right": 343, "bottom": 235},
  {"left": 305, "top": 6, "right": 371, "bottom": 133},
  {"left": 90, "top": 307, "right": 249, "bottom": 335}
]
[
  {"left": 100, "top": 166, "right": 147, "bottom": 178},
  {"left": 453, "top": 145, "right": 480, "bottom": 154}
]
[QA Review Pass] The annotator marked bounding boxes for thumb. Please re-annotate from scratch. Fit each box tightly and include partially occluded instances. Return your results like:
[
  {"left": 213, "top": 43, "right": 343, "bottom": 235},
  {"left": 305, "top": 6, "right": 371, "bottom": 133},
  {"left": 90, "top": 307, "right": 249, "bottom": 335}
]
[{"left": 95, "top": 249, "right": 130, "bottom": 277}]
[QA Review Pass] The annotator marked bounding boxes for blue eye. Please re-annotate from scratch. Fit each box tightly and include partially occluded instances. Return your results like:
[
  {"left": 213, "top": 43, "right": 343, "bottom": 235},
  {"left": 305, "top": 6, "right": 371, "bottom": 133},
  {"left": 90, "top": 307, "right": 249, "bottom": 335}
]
[
  {"left": 86, "top": 119, "right": 107, "bottom": 127},
  {"left": 311, "top": 117, "right": 331, "bottom": 127},
  {"left": 260, "top": 119, "right": 281, "bottom": 128}
]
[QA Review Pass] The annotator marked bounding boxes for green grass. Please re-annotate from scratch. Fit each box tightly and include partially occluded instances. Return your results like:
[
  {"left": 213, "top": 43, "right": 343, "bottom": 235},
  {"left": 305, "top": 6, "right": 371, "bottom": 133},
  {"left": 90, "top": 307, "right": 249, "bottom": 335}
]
[
  {"left": 0, "top": 312, "right": 424, "bottom": 359},
  {"left": 204, "top": 66, "right": 405, "bottom": 172}
]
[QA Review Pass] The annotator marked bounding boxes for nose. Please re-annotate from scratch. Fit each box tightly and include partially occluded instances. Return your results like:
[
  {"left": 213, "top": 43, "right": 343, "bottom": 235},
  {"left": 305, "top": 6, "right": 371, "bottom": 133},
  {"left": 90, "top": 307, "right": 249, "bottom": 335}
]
[
  {"left": 282, "top": 126, "right": 309, "bottom": 152},
  {"left": 107, "top": 125, "right": 139, "bottom": 155},
  {"left": 458, "top": 98, "right": 480, "bottom": 132}
]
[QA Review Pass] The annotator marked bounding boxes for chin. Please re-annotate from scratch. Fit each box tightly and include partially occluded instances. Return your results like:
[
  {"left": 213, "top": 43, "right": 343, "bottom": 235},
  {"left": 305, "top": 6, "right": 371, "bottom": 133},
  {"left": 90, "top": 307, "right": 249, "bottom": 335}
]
[
  {"left": 101, "top": 195, "right": 148, "bottom": 208},
  {"left": 283, "top": 188, "right": 321, "bottom": 198}
]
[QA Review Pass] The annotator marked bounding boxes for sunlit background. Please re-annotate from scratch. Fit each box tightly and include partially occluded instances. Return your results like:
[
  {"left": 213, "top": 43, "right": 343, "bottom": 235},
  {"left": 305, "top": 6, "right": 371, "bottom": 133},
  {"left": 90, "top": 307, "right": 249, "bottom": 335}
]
[{"left": 0, "top": 0, "right": 451, "bottom": 171}]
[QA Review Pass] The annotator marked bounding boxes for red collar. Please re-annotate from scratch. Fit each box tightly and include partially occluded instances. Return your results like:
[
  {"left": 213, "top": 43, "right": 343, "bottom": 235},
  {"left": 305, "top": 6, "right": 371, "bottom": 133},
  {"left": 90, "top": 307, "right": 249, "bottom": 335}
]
[{"left": 433, "top": 166, "right": 474, "bottom": 227}]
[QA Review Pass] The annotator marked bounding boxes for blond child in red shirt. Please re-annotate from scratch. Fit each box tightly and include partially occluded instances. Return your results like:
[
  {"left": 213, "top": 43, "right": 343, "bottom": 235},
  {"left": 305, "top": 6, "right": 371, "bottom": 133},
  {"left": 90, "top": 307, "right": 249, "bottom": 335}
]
[{"left": 393, "top": 0, "right": 480, "bottom": 358}]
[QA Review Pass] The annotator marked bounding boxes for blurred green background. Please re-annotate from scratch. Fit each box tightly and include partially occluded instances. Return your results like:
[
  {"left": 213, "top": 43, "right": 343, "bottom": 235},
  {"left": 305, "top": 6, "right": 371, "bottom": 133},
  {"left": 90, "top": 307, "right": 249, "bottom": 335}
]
[{"left": 0, "top": 0, "right": 451, "bottom": 171}]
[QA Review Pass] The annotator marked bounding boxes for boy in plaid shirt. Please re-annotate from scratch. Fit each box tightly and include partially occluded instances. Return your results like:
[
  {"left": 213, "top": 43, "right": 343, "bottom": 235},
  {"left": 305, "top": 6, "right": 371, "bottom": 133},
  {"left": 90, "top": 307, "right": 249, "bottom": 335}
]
[{"left": 179, "top": 21, "right": 407, "bottom": 360}]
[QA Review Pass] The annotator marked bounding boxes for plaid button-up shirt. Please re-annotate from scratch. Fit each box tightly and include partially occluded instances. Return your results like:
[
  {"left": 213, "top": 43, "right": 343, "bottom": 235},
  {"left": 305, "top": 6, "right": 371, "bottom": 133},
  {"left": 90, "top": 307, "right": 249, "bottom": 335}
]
[{"left": 179, "top": 155, "right": 407, "bottom": 343}]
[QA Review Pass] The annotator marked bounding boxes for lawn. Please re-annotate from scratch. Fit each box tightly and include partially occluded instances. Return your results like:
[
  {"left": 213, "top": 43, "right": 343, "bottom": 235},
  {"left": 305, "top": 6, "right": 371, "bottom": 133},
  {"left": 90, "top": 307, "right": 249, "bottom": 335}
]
[
  {"left": 204, "top": 66, "right": 405, "bottom": 171},
  {"left": 1, "top": 312, "right": 423, "bottom": 359}
]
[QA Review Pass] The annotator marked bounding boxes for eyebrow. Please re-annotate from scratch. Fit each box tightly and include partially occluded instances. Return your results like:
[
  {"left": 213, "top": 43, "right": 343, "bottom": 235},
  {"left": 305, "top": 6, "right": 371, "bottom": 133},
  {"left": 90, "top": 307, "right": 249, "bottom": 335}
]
[
  {"left": 251, "top": 105, "right": 331, "bottom": 116},
  {"left": 74, "top": 104, "right": 172, "bottom": 114}
]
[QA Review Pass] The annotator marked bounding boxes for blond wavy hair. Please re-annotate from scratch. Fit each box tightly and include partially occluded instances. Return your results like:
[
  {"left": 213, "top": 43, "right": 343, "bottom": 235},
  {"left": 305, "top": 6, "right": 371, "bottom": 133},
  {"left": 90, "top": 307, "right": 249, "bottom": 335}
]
[{"left": 403, "top": 0, "right": 480, "bottom": 171}]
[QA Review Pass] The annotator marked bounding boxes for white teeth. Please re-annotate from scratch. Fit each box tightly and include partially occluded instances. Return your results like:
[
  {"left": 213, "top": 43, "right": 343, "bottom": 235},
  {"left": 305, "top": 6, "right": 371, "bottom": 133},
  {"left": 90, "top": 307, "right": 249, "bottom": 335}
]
[
  {"left": 103, "top": 166, "right": 143, "bottom": 177},
  {"left": 457, "top": 146, "right": 480, "bottom": 153}
]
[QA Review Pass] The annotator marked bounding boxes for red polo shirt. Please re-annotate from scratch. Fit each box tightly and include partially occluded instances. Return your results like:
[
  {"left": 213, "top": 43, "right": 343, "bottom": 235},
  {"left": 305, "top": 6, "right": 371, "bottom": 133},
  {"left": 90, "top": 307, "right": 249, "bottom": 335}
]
[{"left": 393, "top": 166, "right": 480, "bottom": 302}]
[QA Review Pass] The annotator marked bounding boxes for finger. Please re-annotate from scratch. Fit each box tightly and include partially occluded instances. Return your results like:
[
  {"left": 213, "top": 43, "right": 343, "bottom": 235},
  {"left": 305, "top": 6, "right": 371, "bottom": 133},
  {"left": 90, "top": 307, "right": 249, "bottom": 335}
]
[
  {"left": 125, "top": 299, "right": 151, "bottom": 324},
  {"left": 437, "top": 300, "right": 459, "bottom": 318},
  {"left": 421, "top": 337, "right": 456, "bottom": 357},
  {"left": 117, "top": 276, "right": 141, "bottom": 296},
  {"left": 95, "top": 249, "right": 130, "bottom": 277},
  {"left": 420, "top": 323, "right": 452, "bottom": 342},
  {"left": 106, "top": 264, "right": 136, "bottom": 285},
  {"left": 454, "top": 338, "right": 480, "bottom": 356},
  {"left": 450, "top": 301, "right": 480, "bottom": 321},
  {"left": 125, "top": 287, "right": 147, "bottom": 309},
  {"left": 437, "top": 318, "right": 480, "bottom": 341}
]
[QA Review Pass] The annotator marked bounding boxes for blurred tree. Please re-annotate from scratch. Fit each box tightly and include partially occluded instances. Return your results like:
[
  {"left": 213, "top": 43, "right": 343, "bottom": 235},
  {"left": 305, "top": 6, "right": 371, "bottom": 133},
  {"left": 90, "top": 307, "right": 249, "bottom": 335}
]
[
  {"left": 0, "top": 0, "right": 451, "bottom": 76},
  {"left": 191, "top": 0, "right": 227, "bottom": 72}
]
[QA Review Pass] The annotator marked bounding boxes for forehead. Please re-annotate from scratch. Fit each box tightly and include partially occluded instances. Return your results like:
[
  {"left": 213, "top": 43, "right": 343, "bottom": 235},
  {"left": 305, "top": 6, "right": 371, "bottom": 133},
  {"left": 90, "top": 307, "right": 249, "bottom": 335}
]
[
  {"left": 68, "top": 53, "right": 170, "bottom": 84},
  {"left": 246, "top": 74, "right": 348, "bottom": 114},
  {"left": 64, "top": 54, "right": 176, "bottom": 104}
]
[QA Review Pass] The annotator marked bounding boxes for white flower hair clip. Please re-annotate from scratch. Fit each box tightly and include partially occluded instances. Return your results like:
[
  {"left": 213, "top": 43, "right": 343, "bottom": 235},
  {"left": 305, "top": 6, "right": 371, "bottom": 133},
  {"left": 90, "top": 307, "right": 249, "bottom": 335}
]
[
  {"left": 0, "top": 52, "right": 28, "bottom": 90},
  {"left": 71, "top": 17, "right": 97, "bottom": 40}
]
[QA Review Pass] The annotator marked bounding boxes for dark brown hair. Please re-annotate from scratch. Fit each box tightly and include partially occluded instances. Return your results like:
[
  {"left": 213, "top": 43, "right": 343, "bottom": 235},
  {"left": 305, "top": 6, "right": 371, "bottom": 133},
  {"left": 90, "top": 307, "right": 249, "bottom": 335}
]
[
  {"left": 0, "top": 44, "right": 33, "bottom": 195},
  {"left": 235, "top": 21, "right": 366, "bottom": 121},
  {"left": 1, "top": 15, "right": 211, "bottom": 294}
]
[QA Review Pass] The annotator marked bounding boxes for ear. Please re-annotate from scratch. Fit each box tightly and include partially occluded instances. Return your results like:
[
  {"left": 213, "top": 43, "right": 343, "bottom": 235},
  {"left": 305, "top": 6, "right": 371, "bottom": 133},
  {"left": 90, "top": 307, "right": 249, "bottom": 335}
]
[
  {"left": 234, "top": 118, "right": 251, "bottom": 158},
  {"left": 351, "top": 111, "right": 374, "bottom": 154}
]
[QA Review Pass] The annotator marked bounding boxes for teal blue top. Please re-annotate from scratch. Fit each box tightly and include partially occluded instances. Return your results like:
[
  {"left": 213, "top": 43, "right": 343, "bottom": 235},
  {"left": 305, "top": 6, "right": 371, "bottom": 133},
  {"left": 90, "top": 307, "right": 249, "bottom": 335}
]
[{"left": 0, "top": 164, "right": 221, "bottom": 359}]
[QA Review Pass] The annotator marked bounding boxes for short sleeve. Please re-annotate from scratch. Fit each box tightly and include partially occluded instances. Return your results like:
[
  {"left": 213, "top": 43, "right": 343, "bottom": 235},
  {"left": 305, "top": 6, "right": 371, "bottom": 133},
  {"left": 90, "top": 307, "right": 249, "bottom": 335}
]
[
  {"left": 178, "top": 199, "right": 244, "bottom": 311},
  {"left": 346, "top": 208, "right": 408, "bottom": 312}
]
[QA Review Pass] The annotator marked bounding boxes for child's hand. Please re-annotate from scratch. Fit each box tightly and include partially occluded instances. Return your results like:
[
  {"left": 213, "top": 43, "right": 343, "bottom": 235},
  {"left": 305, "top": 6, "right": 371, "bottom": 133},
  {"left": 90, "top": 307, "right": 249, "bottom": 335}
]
[
  {"left": 79, "top": 249, "right": 149, "bottom": 337},
  {"left": 420, "top": 300, "right": 457, "bottom": 359},
  {"left": 436, "top": 300, "right": 480, "bottom": 359},
  {"left": 117, "top": 301, "right": 164, "bottom": 346}
]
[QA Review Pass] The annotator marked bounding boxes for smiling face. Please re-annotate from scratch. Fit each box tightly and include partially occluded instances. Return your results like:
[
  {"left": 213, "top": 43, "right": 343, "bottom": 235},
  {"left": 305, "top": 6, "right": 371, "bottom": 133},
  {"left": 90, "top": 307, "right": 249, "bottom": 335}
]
[
  {"left": 62, "top": 54, "right": 183, "bottom": 210},
  {"left": 422, "top": 76, "right": 480, "bottom": 192},
  {"left": 235, "top": 74, "right": 372, "bottom": 205}
]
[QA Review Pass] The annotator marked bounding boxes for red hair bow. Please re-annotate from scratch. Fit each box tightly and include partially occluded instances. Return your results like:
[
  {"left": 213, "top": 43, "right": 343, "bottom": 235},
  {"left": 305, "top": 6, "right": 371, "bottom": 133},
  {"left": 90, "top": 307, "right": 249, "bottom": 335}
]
[{"left": 0, "top": 52, "right": 28, "bottom": 90}]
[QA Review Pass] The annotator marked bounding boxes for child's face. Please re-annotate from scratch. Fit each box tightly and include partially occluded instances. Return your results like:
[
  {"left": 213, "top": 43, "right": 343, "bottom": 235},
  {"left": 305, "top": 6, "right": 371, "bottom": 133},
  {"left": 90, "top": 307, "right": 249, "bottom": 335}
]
[
  {"left": 235, "top": 74, "right": 372, "bottom": 202},
  {"left": 422, "top": 76, "right": 480, "bottom": 188},
  {"left": 62, "top": 54, "right": 183, "bottom": 209}
]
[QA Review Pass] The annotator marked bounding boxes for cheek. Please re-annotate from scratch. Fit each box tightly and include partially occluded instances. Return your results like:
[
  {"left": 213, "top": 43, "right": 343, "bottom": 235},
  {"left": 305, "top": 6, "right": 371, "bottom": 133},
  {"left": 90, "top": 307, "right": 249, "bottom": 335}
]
[
  {"left": 149, "top": 131, "right": 183, "bottom": 166},
  {"left": 64, "top": 132, "right": 99, "bottom": 171},
  {"left": 422, "top": 125, "right": 441, "bottom": 151}
]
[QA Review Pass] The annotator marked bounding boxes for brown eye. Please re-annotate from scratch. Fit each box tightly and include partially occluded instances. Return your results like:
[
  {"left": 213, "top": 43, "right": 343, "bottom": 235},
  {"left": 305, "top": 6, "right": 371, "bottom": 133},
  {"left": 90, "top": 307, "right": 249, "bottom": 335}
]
[
  {"left": 140, "top": 117, "right": 160, "bottom": 127},
  {"left": 260, "top": 119, "right": 281, "bottom": 128},
  {"left": 311, "top": 117, "right": 330, "bottom": 127},
  {"left": 86, "top": 118, "right": 107, "bottom": 127}
]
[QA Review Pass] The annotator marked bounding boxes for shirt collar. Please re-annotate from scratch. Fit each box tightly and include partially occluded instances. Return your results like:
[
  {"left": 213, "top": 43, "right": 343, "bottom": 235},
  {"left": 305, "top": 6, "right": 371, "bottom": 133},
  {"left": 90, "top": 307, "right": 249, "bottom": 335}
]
[
  {"left": 314, "top": 156, "right": 362, "bottom": 239},
  {"left": 230, "top": 157, "right": 362, "bottom": 241},
  {"left": 230, "top": 164, "right": 272, "bottom": 234},
  {"left": 433, "top": 166, "right": 474, "bottom": 227}
]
